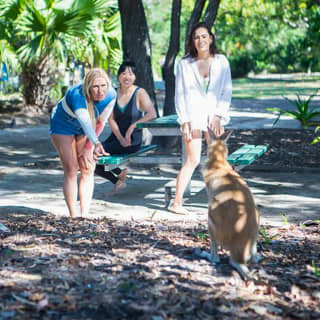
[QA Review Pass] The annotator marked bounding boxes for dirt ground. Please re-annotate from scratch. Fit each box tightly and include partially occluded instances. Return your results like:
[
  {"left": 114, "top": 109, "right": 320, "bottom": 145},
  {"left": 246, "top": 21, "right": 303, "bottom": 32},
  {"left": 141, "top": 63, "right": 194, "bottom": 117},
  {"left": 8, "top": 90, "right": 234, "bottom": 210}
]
[
  {"left": 1, "top": 214, "right": 320, "bottom": 320},
  {"left": 0, "top": 95, "right": 320, "bottom": 319}
]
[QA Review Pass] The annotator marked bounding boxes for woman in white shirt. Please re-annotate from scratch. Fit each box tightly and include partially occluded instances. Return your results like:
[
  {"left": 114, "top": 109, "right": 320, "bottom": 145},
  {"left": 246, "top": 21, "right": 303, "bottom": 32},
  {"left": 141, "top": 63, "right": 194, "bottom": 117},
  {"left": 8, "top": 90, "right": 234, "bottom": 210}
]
[{"left": 169, "top": 22, "right": 232, "bottom": 215}]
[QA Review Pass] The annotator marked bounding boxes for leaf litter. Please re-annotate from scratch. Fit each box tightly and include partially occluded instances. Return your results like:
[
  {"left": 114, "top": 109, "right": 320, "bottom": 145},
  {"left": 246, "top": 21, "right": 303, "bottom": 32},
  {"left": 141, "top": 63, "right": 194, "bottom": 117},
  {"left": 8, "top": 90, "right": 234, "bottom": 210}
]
[{"left": 0, "top": 212, "right": 319, "bottom": 319}]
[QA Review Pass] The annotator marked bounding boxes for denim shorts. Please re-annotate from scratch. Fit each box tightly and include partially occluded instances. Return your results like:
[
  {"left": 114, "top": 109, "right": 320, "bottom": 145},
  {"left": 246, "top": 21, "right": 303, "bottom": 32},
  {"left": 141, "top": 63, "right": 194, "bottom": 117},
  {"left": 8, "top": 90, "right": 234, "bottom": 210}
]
[{"left": 49, "top": 102, "right": 85, "bottom": 136}]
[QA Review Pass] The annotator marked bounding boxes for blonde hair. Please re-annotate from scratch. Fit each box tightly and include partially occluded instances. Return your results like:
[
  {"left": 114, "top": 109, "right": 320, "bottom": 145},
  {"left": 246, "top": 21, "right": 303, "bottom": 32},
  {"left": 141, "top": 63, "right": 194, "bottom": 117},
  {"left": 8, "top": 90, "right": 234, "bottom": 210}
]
[{"left": 83, "top": 68, "right": 110, "bottom": 126}]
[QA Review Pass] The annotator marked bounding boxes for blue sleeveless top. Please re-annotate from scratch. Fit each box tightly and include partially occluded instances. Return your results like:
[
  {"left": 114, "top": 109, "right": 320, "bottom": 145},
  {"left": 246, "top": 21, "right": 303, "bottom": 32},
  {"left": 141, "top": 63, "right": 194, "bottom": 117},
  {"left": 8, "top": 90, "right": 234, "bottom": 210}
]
[{"left": 50, "top": 83, "right": 116, "bottom": 135}]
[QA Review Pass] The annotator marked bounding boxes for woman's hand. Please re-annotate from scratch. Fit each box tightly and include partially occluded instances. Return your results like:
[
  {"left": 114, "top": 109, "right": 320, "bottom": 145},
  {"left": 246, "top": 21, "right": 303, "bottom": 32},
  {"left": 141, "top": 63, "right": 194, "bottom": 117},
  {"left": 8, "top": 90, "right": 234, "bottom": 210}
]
[
  {"left": 78, "top": 146, "right": 95, "bottom": 169},
  {"left": 119, "top": 136, "right": 130, "bottom": 147},
  {"left": 124, "top": 124, "right": 136, "bottom": 146},
  {"left": 209, "top": 115, "right": 224, "bottom": 137},
  {"left": 181, "top": 122, "right": 192, "bottom": 141},
  {"left": 93, "top": 142, "right": 109, "bottom": 161}
]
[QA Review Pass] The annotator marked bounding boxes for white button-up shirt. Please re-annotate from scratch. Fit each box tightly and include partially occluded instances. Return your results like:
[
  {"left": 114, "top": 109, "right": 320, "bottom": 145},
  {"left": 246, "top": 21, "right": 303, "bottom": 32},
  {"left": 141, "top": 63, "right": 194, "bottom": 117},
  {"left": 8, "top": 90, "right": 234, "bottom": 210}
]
[{"left": 175, "top": 54, "right": 232, "bottom": 130}]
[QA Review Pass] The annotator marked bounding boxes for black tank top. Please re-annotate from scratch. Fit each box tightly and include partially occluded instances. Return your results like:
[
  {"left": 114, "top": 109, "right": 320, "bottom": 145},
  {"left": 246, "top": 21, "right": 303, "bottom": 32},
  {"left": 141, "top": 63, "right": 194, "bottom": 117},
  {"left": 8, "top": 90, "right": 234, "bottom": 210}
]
[{"left": 112, "top": 87, "right": 143, "bottom": 147}]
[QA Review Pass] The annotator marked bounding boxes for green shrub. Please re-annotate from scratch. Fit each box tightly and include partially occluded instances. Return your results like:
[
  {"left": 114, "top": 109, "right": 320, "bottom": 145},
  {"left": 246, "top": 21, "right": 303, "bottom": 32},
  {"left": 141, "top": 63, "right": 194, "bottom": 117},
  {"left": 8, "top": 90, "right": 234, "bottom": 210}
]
[
  {"left": 267, "top": 92, "right": 320, "bottom": 129},
  {"left": 312, "top": 126, "right": 320, "bottom": 144},
  {"left": 229, "top": 55, "right": 254, "bottom": 79}
]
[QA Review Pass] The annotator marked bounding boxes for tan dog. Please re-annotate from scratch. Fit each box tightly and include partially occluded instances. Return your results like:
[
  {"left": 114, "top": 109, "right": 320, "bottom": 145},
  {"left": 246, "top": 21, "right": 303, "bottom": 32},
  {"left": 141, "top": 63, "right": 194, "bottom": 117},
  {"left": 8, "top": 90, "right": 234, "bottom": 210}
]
[{"left": 203, "top": 128, "right": 260, "bottom": 280}]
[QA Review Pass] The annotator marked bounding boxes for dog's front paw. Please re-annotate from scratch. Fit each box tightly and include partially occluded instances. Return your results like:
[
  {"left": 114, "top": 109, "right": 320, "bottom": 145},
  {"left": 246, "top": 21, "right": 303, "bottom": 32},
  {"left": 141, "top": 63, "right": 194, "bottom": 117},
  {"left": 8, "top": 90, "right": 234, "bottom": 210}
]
[
  {"left": 251, "top": 253, "right": 263, "bottom": 264},
  {"left": 211, "top": 253, "right": 220, "bottom": 264},
  {"left": 194, "top": 248, "right": 217, "bottom": 264}
]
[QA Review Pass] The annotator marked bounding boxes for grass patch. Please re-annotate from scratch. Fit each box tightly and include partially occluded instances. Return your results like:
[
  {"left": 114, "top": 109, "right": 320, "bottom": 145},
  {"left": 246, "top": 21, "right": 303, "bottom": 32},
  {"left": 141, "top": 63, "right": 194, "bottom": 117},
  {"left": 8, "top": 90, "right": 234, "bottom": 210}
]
[{"left": 233, "top": 75, "right": 320, "bottom": 99}]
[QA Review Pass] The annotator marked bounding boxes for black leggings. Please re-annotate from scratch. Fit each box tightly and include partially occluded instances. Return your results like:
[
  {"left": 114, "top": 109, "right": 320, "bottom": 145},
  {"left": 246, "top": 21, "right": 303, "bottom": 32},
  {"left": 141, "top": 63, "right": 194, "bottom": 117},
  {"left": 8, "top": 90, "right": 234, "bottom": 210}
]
[
  {"left": 95, "top": 165, "right": 121, "bottom": 185},
  {"left": 95, "top": 139, "right": 140, "bottom": 185}
]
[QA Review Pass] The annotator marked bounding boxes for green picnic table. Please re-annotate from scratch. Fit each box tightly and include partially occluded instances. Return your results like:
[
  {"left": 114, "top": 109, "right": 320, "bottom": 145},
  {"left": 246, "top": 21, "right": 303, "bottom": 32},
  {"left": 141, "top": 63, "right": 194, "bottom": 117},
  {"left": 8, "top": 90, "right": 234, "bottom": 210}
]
[
  {"left": 98, "top": 115, "right": 268, "bottom": 206},
  {"left": 137, "top": 114, "right": 268, "bottom": 166}
]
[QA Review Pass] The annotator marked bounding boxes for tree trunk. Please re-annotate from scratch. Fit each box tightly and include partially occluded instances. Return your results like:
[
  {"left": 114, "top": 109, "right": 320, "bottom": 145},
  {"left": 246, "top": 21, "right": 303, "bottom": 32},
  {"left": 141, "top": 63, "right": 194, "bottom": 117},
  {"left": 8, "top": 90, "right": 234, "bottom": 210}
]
[
  {"left": 203, "top": 0, "right": 221, "bottom": 29},
  {"left": 160, "top": 0, "right": 182, "bottom": 149},
  {"left": 118, "top": 0, "right": 158, "bottom": 116},
  {"left": 185, "top": 0, "right": 206, "bottom": 53},
  {"left": 20, "top": 57, "right": 55, "bottom": 108},
  {"left": 162, "top": 0, "right": 182, "bottom": 116}
]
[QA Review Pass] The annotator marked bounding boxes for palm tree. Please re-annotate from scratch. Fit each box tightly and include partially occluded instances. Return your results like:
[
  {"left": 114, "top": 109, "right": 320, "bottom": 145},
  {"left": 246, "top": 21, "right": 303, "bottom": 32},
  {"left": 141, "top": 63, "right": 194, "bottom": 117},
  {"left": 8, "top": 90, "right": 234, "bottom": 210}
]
[{"left": 0, "top": 0, "right": 121, "bottom": 107}]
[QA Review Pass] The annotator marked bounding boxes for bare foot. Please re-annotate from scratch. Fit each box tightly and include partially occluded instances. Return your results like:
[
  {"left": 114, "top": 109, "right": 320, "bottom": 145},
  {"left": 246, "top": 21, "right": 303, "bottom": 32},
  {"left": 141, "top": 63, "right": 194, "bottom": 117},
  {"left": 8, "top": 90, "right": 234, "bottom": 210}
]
[
  {"left": 118, "top": 168, "right": 128, "bottom": 182},
  {"left": 168, "top": 204, "right": 189, "bottom": 215},
  {"left": 110, "top": 180, "right": 127, "bottom": 195}
]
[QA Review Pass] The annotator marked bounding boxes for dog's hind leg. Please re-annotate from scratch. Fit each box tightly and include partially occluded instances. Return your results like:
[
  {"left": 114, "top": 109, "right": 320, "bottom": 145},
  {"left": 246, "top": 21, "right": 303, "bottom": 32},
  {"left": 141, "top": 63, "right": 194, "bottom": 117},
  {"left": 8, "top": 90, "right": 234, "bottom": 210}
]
[
  {"left": 229, "top": 258, "right": 252, "bottom": 281},
  {"left": 209, "top": 238, "right": 220, "bottom": 264},
  {"left": 229, "top": 245, "right": 254, "bottom": 280},
  {"left": 208, "top": 217, "right": 220, "bottom": 264},
  {"left": 250, "top": 241, "right": 263, "bottom": 264}
]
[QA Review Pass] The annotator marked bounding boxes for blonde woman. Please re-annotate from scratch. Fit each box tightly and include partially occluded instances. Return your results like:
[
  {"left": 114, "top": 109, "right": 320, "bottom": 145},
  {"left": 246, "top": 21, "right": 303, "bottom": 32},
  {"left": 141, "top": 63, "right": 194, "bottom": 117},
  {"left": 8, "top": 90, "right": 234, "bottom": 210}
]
[
  {"left": 50, "top": 68, "right": 116, "bottom": 218},
  {"left": 169, "top": 22, "right": 232, "bottom": 214}
]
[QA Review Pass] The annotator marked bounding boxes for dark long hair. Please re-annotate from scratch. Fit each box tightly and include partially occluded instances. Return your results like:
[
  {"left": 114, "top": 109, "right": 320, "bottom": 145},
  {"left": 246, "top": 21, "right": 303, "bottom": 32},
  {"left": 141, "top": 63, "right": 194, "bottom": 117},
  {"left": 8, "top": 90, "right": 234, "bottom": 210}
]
[
  {"left": 117, "top": 60, "right": 137, "bottom": 78},
  {"left": 186, "top": 22, "right": 219, "bottom": 58}
]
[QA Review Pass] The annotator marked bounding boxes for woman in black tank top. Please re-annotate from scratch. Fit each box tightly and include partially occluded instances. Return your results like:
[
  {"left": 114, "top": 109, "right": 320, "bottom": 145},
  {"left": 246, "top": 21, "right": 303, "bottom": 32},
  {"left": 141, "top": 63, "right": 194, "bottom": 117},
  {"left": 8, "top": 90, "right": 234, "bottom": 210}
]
[{"left": 95, "top": 61, "right": 156, "bottom": 193}]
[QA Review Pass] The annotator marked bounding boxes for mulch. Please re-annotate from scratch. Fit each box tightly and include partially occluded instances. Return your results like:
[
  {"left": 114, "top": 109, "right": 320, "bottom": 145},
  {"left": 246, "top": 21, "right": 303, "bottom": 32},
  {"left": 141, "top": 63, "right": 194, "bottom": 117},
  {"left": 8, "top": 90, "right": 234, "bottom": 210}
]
[
  {"left": 0, "top": 214, "right": 319, "bottom": 319},
  {"left": 229, "top": 128, "right": 319, "bottom": 169}
]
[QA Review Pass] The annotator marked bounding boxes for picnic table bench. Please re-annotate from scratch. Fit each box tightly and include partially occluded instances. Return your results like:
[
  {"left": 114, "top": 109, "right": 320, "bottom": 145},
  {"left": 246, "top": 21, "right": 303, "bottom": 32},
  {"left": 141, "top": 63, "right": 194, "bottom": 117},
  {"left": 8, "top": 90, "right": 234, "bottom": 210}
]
[
  {"left": 97, "top": 144, "right": 158, "bottom": 170},
  {"left": 97, "top": 115, "right": 180, "bottom": 170},
  {"left": 98, "top": 115, "right": 268, "bottom": 207},
  {"left": 227, "top": 144, "right": 268, "bottom": 167}
]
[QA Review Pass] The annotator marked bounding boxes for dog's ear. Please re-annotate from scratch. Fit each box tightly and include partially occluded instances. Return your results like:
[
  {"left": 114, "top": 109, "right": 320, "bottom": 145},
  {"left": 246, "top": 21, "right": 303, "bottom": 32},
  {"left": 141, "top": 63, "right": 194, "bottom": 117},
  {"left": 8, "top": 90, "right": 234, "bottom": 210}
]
[
  {"left": 207, "top": 126, "right": 218, "bottom": 142},
  {"left": 208, "top": 128, "right": 233, "bottom": 143},
  {"left": 220, "top": 129, "right": 233, "bottom": 143}
]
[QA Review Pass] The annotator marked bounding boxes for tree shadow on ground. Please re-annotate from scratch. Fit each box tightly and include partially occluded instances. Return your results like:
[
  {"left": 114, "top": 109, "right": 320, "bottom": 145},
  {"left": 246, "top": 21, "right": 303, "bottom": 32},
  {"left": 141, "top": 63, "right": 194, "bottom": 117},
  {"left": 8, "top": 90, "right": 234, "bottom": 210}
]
[
  {"left": 0, "top": 211, "right": 319, "bottom": 319},
  {"left": 0, "top": 205, "right": 48, "bottom": 215}
]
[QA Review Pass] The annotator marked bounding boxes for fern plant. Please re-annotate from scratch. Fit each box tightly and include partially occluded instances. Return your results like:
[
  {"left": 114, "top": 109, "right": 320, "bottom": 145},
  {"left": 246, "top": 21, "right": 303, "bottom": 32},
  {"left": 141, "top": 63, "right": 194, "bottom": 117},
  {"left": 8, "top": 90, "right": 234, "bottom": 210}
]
[{"left": 267, "top": 92, "right": 320, "bottom": 129}]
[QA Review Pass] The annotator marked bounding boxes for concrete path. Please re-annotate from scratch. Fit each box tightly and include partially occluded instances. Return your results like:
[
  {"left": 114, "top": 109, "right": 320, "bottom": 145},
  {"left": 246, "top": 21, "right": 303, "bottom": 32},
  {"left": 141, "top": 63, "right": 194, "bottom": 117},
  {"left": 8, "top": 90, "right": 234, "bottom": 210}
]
[{"left": 0, "top": 101, "right": 319, "bottom": 227}]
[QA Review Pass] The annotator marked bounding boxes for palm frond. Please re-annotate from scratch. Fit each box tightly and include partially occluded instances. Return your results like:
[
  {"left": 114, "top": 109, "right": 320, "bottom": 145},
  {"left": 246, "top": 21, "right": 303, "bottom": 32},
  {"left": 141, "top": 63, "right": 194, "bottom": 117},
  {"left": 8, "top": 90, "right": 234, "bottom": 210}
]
[
  {"left": 17, "top": 34, "right": 42, "bottom": 62},
  {"left": 50, "top": 9, "right": 94, "bottom": 38},
  {"left": 108, "top": 37, "right": 120, "bottom": 50},
  {"left": 0, "top": 0, "right": 26, "bottom": 20},
  {"left": 52, "top": 37, "right": 67, "bottom": 63},
  {"left": 70, "top": 0, "right": 111, "bottom": 18},
  {"left": 0, "top": 39, "right": 20, "bottom": 71},
  {"left": 105, "top": 0, "right": 118, "bottom": 9},
  {"left": 104, "top": 11, "right": 121, "bottom": 37},
  {"left": 106, "top": 46, "right": 122, "bottom": 73},
  {"left": 44, "top": 0, "right": 55, "bottom": 10},
  {"left": 17, "top": 4, "right": 46, "bottom": 33},
  {"left": 0, "top": 21, "right": 8, "bottom": 40}
]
